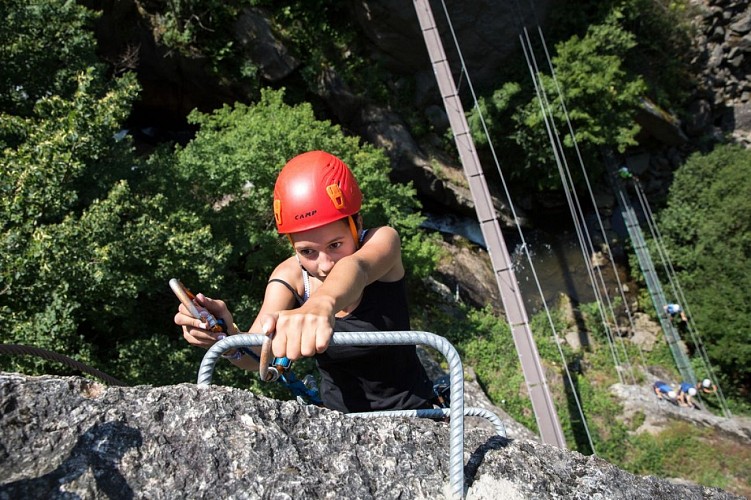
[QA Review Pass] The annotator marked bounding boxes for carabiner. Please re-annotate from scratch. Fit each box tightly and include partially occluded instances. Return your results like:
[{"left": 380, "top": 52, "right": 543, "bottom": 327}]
[
  {"left": 259, "top": 336, "right": 293, "bottom": 382},
  {"left": 259, "top": 335, "right": 275, "bottom": 381}
]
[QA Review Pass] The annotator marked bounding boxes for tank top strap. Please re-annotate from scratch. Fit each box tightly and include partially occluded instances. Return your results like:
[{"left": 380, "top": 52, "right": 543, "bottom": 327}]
[
  {"left": 267, "top": 278, "right": 305, "bottom": 306},
  {"left": 301, "top": 268, "right": 310, "bottom": 302}
]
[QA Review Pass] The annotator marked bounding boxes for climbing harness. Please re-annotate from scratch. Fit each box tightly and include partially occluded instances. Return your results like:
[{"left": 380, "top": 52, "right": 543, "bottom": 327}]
[{"left": 432, "top": 374, "right": 451, "bottom": 408}]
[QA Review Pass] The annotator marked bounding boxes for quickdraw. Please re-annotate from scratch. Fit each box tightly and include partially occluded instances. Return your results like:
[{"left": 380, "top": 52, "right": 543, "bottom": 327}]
[{"left": 259, "top": 335, "right": 322, "bottom": 406}]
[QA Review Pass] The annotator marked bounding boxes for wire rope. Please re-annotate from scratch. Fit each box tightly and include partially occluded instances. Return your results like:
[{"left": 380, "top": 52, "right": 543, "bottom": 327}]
[
  {"left": 0, "top": 344, "right": 128, "bottom": 386},
  {"left": 533, "top": 25, "right": 650, "bottom": 381},
  {"left": 519, "top": 0, "right": 648, "bottom": 386},
  {"left": 631, "top": 179, "right": 731, "bottom": 417},
  {"left": 519, "top": 26, "right": 629, "bottom": 386},
  {"left": 438, "top": 0, "right": 596, "bottom": 454}
]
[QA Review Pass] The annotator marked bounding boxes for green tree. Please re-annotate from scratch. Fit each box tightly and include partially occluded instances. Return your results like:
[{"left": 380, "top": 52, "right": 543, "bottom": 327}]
[
  {"left": 469, "top": 12, "right": 646, "bottom": 191},
  {"left": 0, "top": 1, "right": 232, "bottom": 382},
  {"left": 1, "top": 3, "right": 439, "bottom": 392},
  {"left": 656, "top": 144, "right": 751, "bottom": 393}
]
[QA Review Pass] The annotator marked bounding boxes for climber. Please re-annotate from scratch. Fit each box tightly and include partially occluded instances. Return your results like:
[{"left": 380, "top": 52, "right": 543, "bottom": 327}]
[
  {"left": 653, "top": 380, "right": 678, "bottom": 403},
  {"left": 699, "top": 378, "right": 718, "bottom": 395},
  {"left": 677, "top": 381, "right": 698, "bottom": 408},
  {"left": 617, "top": 165, "right": 634, "bottom": 180},
  {"left": 174, "top": 150, "right": 435, "bottom": 413},
  {"left": 663, "top": 303, "right": 688, "bottom": 323}
]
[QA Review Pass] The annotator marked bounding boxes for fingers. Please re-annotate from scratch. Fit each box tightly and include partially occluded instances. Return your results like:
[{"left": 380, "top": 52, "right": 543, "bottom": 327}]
[
  {"left": 174, "top": 293, "right": 232, "bottom": 350},
  {"left": 273, "top": 311, "right": 333, "bottom": 360},
  {"left": 194, "top": 293, "right": 227, "bottom": 316},
  {"left": 180, "top": 322, "right": 223, "bottom": 348}
]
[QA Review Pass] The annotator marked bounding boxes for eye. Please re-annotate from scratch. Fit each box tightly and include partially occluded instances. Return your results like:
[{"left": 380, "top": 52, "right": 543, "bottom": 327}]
[
  {"left": 329, "top": 241, "right": 343, "bottom": 250},
  {"left": 298, "top": 249, "right": 316, "bottom": 257}
]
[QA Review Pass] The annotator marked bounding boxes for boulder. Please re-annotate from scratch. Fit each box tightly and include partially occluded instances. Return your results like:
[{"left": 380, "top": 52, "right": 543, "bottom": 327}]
[{"left": 0, "top": 374, "right": 742, "bottom": 499}]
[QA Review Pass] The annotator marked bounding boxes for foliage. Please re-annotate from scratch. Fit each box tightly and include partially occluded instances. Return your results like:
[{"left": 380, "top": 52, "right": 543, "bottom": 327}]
[
  {"left": 621, "top": 421, "right": 751, "bottom": 493},
  {"left": 0, "top": 0, "right": 102, "bottom": 121},
  {"left": 0, "top": 1, "right": 439, "bottom": 391},
  {"left": 165, "top": 88, "right": 439, "bottom": 323},
  {"left": 468, "top": 12, "right": 647, "bottom": 191},
  {"left": 0, "top": 1, "right": 221, "bottom": 379},
  {"left": 546, "top": 0, "right": 696, "bottom": 106},
  {"left": 656, "top": 144, "right": 751, "bottom": 391},
  {"left": 136, "top": 0, "right": 259, "bottom": 88},
  {"left": 136, "top": 0, "right": 386, "bottom": 104}
]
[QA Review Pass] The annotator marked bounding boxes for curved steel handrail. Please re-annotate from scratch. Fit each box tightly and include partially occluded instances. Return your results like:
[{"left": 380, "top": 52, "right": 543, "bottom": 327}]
[{"left": 198, "top": 331, "right": 502, "bottom": 499}]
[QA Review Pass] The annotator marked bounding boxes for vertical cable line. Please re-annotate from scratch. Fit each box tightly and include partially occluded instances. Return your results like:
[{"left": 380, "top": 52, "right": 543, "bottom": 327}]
[
  {"left": 519, "top": 0, "right": 649, "bottom": 386},
  {"left": 632, "top": 179, "right": 731, "bottom": 417},
  {"left": 438, "top": 0, "right": 596, "bottom": 454},
  {"left": 416, "top": 0, "right": 565, "bottom": 447},
  {"left": 533, "top": 25, "right": 650, "bottom": 380},
  {"left": 534, "top": 28, "right": 639, "bottom": 385},
  {"left": 519, "top": 26, "right": 631, "bottom": 386}
]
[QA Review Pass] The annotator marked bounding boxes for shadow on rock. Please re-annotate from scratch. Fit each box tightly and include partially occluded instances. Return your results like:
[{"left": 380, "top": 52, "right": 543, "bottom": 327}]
[{"left": 0, "top": 421, "right": 142, "bottom": 499}]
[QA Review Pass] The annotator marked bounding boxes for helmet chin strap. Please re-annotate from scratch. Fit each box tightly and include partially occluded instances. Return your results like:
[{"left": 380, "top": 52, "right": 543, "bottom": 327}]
[{"left": 347, "top": 215, "right": 360, "bottom": 249}]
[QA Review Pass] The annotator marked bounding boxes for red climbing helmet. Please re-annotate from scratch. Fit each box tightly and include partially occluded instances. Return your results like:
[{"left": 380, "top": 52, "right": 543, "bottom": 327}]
[{"left": 273, "top": 150, "right": 362, "bottom": 235}]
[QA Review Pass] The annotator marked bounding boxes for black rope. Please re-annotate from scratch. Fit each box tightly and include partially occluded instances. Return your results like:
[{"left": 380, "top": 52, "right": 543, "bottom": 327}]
[{"left": 0, "top": 344, "right": 128, "bottom": 386}]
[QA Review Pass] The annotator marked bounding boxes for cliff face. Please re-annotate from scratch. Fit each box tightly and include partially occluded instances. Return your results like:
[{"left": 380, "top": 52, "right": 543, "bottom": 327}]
[{"left": 0, "top": 373, "right": 741, "bottom": 499}]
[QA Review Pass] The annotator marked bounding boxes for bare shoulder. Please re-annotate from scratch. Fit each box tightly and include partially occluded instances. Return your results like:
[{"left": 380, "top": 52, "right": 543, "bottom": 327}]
[
  {"left": 359, "top": 225, "right": 404, "bottom": 282},
  {"left": 362, "top": 225, "right": 401, "bottom": 245},
  {"left": 269, "top": 255, "right": 304, "bottom": 285},
  {"left": 260, "top": 255, "right": 305, "bottom": 310}
]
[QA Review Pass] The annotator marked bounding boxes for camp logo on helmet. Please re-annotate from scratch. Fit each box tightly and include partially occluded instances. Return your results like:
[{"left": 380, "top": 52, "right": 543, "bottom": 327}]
[{"left": 295, "top": 210, "right": 317, "bottom": 220}]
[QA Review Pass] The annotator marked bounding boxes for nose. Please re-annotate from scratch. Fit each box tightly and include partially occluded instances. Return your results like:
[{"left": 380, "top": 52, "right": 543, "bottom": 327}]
[{"left": 317, "top": 252, "right": 335, "bottom": 274}]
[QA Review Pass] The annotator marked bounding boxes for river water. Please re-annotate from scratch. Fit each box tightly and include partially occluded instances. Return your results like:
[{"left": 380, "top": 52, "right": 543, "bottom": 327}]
[{"left": 422, "top": 213, "right": 624, "bottom": 314}]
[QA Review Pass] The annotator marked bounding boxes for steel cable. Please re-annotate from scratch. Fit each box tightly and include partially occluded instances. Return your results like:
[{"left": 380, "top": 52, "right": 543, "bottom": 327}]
[{"left": 0, "top": 344, "right": 128, "bottom": 386}]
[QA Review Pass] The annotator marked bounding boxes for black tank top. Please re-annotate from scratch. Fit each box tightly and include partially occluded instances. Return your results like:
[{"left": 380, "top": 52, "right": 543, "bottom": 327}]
[{"left": 315, "top": 278, "right": 434, "bottom": 413}]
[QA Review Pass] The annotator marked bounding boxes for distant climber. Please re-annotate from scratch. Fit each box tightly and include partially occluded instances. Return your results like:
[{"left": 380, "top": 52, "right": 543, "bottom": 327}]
[
  {"left": 653, "top": 380, "right": 677, "bottom": 403},
  {"left": 699, "top": 378, "right": 718, "bottom": 395},
  {"left": 663, "top": 303, "right": 688, "bottom": 323},
  {"left": 677, "top": 381, "right": 698, "bottom": 408},
  {"left": 617, "top": 165, "right": 634, "bottom": 180}
]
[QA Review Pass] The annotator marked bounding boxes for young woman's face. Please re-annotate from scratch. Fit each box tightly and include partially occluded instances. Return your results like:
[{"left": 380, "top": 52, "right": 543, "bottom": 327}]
[{"left": 291, "top": 219, "right": 357, "bottom": 279}]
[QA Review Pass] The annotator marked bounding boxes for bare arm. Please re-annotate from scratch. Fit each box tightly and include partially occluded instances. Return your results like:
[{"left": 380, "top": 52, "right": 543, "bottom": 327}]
[{"left": 271, "top": 226, "right": 404, "bottom": 360}]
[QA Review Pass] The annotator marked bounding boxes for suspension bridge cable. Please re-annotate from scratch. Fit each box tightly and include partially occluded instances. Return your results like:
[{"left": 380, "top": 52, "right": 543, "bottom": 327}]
[
  {"left": 631, "top": 179, "right": 731, "bottom": 417},
  {"left": 519, "top": 26, "right": 629, "bottom": 385},
  {"left": 533, "top": 25, "right": 650, "bottom": 379},
  {"left": 437, "top": 0, "right": 596, "bottom": 453},
  {"left": 519, "top": 0, "right": 648, "bottom": 384},
  {"left": 525, "top": 26, "right": 640, "bottom": 385},
  {"left": 526, "top": 0, "right": 724, "bottom": 418},
  {"left": 632, "top": 179, "right": 726, "bottom": 413}
]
